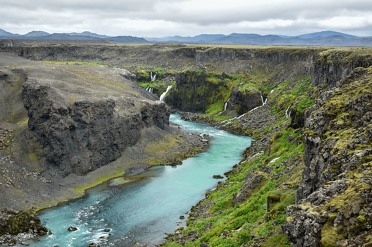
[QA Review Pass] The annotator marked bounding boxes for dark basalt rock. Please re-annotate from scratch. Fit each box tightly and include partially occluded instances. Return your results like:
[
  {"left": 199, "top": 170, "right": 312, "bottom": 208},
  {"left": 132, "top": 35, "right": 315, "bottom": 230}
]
[
  {"left": 212, "top": 175, "right": 224, "bottom": 179},
  {"left": 22, "top": 81, "right": 169, "bottom": 176},
  {"left": 67, "top": 226, "right": 78, "bottom": 232},
  {"left": 227, "top": 87, "right": 262, "bottom": 115},
  {"left": 285, "top": 64, "right": 372, "bottom": 247}
]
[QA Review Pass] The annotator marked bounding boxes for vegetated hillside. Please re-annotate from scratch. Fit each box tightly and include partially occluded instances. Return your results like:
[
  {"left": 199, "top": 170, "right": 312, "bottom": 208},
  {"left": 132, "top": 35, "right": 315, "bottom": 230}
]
[{"left": 1, "top": 43, "right": 371, "bottom": 246}]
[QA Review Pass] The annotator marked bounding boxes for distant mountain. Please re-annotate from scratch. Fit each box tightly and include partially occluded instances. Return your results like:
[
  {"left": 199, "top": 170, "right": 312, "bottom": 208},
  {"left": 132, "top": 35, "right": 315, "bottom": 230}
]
[
  {"left": 106, "top": 36, "right": 148, "bottom": 43},
  {"left": 0, "top": 28, "right": 371, "bottom": 46},
  {"left": 24, "top": 31, "right": 49, "bottom": 37},
  {"left": 0, "top": 28, "right": 17, "bottom": 37},
  {"left": 40, "top": 33, "right": 101, "bottom": 41},
  {"left": 297, "top": 30, "right": 356, "bottom": 39},
  {"left": 147, "top": 34, "right": 226, "bottom": 43},
  {"left": 154, "top": 31, "right": 372, "bottom": 46},
  {"left": 69, "top": 31, "right": 109, "bottom": 39},
  {"left": 0, "top": 28, "right": 148, "bottom": 43},
  {"left": 211, "top": 33, "right": 302, "bottom": 45}
]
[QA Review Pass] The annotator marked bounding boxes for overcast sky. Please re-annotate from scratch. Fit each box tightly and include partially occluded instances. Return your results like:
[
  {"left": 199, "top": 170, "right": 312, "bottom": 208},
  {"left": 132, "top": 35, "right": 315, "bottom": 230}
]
[{"left": 1, "top": 0, "right": 372, "bottom": 37}]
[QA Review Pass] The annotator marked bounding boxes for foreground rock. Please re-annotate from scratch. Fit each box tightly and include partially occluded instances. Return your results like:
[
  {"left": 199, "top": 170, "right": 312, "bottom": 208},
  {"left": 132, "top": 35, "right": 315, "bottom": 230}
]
[{"left": 0, "top": 209, "right": 48, "bottom": 245}]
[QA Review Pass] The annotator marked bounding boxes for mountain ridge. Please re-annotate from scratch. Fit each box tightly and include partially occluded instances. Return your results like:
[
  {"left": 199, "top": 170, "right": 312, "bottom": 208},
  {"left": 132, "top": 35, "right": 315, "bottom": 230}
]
[{"left": 0, "top": 28, "right": 371, "bottom": 46}]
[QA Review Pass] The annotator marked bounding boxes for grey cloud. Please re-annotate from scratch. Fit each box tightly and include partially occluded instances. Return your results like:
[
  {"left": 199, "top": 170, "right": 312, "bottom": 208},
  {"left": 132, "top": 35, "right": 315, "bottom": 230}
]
[{"left": 0, "top": 0, "right": 371, "bottom": 36}]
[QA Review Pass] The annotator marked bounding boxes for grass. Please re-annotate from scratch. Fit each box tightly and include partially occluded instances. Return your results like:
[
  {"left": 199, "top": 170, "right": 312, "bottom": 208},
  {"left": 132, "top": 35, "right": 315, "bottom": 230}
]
[{"left": 164, "top": 122, "right": 305, "bottom": 246}]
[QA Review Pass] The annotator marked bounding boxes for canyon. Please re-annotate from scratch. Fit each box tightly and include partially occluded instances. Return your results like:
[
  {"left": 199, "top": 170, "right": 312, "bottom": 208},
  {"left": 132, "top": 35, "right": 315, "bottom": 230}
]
[{"left": 0, "top": 41, "right": 371, "bottom": 246}]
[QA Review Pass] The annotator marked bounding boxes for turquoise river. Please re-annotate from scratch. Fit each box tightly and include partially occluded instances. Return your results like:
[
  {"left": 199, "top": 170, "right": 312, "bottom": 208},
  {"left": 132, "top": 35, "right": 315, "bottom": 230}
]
[{"left": 31, "top": 114, "right": 251, "bottom": 246}]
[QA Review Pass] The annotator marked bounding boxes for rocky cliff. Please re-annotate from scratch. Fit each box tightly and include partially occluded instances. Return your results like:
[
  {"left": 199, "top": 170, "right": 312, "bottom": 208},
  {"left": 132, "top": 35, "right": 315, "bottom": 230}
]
[
  {"left": 284, "top": 55, "right": 372, "bottom": 247},
  {"left": 23, "top": 80, "right": 168, "bottom": 176}
]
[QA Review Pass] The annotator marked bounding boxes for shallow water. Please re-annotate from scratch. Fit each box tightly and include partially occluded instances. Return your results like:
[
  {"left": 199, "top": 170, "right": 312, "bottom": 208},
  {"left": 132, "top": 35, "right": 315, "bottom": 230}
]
[{"left": 31, "top": 114, "right": 251, "bottom": 247}]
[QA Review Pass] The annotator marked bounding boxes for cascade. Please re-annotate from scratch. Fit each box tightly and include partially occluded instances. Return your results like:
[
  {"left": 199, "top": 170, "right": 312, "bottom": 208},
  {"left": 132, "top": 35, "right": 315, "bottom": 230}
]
[
  {"left": 159, "top": 85, "right": 172, "bottom": 102},
  {"left": 285, "top": 105, "right": 291, "bottom": 118},
  {"left": 150, "top": 72, "right": 157, "bottom": 82},
  {"left": 260, "top": 94, "right": 267, "bottom": 105},
  {"left": 224, "top": 102, "right": 228, "bottom": 111}
]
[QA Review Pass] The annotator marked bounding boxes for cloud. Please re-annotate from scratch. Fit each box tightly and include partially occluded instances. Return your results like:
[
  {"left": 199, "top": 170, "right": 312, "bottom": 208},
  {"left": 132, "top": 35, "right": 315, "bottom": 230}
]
[{"left": 0, "top": 0, "right": 371, "bottom": 36}]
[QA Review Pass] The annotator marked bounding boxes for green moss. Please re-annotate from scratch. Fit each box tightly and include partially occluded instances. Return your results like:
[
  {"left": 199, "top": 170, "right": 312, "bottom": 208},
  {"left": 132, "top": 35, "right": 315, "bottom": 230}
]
[
  {"left": 72, "top": 169, "right": 125, "bottom": 195},
  {"left": 261, "top": 233, "right": 291, "bottom": 247},
  {"left": 356, "top": 215, "right": 366, "bottom": 223},
  {"left": 321, "top": 222, "right": 343, "bottom": 247}
]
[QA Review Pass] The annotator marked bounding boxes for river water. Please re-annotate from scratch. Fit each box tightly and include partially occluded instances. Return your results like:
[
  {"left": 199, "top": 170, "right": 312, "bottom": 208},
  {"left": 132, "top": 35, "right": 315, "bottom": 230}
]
[{"left": 31, "top": 114, "right": 251, "bottom": 247}]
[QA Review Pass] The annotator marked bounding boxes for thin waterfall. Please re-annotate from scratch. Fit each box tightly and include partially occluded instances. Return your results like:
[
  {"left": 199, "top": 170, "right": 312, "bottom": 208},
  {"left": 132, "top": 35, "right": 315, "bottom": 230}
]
[
  {"left": 224, "top": 102, "right": 228, "bottom": 111},
  {"left": 159, "top": 85, "right": 172, "bottom": 102},
  {"left": 260, "top": 93, "right": 267, "bottom": 106},
  {"left": 150, "top": 72, "right": 156, "bottom": 82},
  {"left": 285, "top": 105, "right": 292, "bottom": 118}
]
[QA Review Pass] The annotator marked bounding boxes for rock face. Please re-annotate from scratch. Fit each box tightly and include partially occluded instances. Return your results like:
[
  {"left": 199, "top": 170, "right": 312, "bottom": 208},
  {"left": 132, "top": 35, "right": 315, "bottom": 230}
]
[
  {"left": 227, "top": 87, "right": 262, "bottom": 115},
  {"left": 22, "top": 75, "right": 169, "bottom": 176},
  {"left": 312, "top": 50, "right": 372, "bottom": 86},
  {"left": 284, "top": 56, "right": 372, "bottom": 246},
  {"left": 166, "top": 70, "right": 224, "bottom": 112}
]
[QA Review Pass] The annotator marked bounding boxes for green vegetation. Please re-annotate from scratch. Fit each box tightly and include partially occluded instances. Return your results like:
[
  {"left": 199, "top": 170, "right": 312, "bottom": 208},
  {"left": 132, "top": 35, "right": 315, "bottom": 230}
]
[
  {"left": 271, "top": 76, "right": 315, "bottom": 115},
  {"left": 164, "top": 125, "right": 303, "bottom": 246}
]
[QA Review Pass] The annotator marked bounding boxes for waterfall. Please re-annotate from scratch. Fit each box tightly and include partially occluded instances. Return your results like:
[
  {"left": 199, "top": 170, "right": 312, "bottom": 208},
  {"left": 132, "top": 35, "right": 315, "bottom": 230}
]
[
  {"left": 285, "top": 105, "right": 292, "bottom": 118},
  {"left": 159, "top": 85, "right": 172, "bottom": 102},
  {"left": 261, "top": 94, "right": 267, "bottom": 106},
  {"left": 150, "top": 72, "right": 156, "bottom": 82},
  {"left": 224, "top": 102, "right": 228, "bottom": 111}
]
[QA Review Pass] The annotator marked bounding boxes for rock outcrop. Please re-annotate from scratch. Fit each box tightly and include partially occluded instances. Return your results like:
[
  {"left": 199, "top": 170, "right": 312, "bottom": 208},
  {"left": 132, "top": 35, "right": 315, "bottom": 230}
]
[
  {"left": 0, "top": 209, "right": 48, "bottom": 245},
  {"left": 23, "top": 80, "right": 168, "bottom": 176},
  {"left": 226, "top": 87, "right": 262, "bottom": 115},
  {"left": 166, "top": 70, "right": 226, "bottom": 112},
  {"left": 312, "top": 50, "right": 372, "bottom": 86}
]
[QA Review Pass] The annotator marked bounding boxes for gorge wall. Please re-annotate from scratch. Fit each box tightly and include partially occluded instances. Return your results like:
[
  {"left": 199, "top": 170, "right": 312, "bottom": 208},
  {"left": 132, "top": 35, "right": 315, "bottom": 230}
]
[
  {"left": 284, "top": 52, "right": 372, "bottom": 247},
  {"left": 23, "top": 80, "right": 168, "bottom": 176}
]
